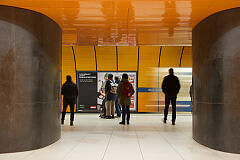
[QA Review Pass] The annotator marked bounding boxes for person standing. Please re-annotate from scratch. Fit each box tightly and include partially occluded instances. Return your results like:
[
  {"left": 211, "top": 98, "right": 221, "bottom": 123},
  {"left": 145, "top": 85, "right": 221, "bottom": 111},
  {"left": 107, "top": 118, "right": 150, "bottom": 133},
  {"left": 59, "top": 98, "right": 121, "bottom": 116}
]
[
  {"left": 114, "top": 76, "right": 121, "bottom": 117},
  {"left": 98, "top": 73, "right": 108, "bottom": 118},
  {"left": 117, "top": 74, "right": 135, "bottom": 125},
  {"left": 105, "top": 74, "right": 117, "bottom": 119},
  {"left": 161, "top": 68, "right": 180, "bottom": 125},
  {"left": 61, "top": 75, "right": 78, "bottom": 126}
]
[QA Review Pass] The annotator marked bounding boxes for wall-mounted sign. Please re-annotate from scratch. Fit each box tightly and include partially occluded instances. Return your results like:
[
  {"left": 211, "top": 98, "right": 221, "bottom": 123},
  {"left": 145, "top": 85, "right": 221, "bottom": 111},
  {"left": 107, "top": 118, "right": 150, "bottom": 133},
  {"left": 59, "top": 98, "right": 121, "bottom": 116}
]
[{"left": 76, "top": 71, "right": 97, "bottom": 112}]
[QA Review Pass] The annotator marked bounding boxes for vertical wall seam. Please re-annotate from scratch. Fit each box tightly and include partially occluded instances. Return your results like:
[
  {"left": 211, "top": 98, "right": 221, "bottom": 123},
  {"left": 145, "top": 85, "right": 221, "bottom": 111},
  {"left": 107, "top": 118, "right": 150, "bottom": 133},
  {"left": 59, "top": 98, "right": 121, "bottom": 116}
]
[
  {"left": 137, "top": 46, "right": 140, "bottom": 111},
  {"left": 94, "top": 45, "right": 98, "bottom": 71},
  {"left": 116, "top": 46, "right": 118, "bottom": 71},
  {"left": 179, "top": 46, "right": 185, "bottom": 67},
  {"left": 137, "top": 46, "right": 140, "bottom": 72},
  {"left": 71, "top": 46, "right": 77, "bottom": 72},
  {"left": 158, "top": 46, "right": 162, "bottom": 112}
]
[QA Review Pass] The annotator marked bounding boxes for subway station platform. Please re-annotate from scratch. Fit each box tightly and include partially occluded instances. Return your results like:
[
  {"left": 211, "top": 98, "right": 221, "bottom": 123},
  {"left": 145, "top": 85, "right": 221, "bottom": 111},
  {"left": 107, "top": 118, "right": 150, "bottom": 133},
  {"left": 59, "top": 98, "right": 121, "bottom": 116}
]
[{"left": 0, "top": 114, "right": 239, "bottom": 160}]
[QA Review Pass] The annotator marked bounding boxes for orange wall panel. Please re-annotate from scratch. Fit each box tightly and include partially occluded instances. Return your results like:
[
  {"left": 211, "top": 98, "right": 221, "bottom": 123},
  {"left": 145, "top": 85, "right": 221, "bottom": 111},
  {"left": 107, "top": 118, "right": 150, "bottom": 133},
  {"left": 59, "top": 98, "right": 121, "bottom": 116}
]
[
  {"left": 138, "top": 46, "right": 160, "bottom": 88},
  {"left": 160, "top": 46, "right": 182, "bottom": 67},
  {"left": 118, "top": 46, "right": 138, "bottom": 71},
  {"left": 181, "top": 46, "right": 192, "bottom": 67},
  {"left": 62, "top": 46, "right": 76, "bottom": 83},
  {"left": 138, "top": 46, "right": 160, "bottom": 112},
  {"left": 138, "top": 93, "right": 158, "bottom": 112},
  {"left": 74, "top": 46, "right": 96, "bottom": 71},
  {"left": 95, "top": 46, "right": 117, "bottom": 71}
]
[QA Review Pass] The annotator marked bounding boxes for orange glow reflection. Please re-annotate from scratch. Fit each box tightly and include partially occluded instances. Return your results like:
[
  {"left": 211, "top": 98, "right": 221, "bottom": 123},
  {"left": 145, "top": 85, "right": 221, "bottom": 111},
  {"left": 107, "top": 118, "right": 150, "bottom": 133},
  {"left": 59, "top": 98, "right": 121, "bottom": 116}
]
[{"left": 0, "top": 0, "right": 240, "bottom": 45}]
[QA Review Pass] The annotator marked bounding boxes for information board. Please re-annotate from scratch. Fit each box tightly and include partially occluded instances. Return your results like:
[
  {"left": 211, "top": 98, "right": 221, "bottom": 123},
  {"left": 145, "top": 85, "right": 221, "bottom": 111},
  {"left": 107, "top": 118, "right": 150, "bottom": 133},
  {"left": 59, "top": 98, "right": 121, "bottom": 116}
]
[{"left": 76, "top": 71, "right": 97, "bottom": 112}]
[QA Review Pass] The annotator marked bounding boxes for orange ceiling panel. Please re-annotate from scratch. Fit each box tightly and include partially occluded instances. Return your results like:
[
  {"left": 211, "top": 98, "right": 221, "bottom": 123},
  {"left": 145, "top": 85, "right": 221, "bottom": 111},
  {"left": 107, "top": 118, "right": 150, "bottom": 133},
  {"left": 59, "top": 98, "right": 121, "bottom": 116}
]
[{"left": 1, "top": 0, "right": 240, "bottom": 46}]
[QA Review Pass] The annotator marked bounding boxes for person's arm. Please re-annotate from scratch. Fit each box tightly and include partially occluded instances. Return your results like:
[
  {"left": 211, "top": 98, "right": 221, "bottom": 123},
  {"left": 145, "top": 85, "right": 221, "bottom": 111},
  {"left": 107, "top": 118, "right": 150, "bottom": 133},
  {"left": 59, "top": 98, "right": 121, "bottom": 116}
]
[
  {"left": 75, "top": 84, "right": 78, "bottom": 97},
  {"left": 130, "top": 83, "right": 135, "bottom": 97},
  {"left": 61, "top": 83, "right": 65, "bottom": 95},
  {"left": 176, "top": 77, "right": 181, "bottom": 94},
  {"left": 117, "top": 83, "right": 121, "bottom": 98},
  {"left": 161, "top": 77, "right": 166, "bottom": 94},
  {"left": 100, "top": 88, "right": 105, "bottom": 96}
]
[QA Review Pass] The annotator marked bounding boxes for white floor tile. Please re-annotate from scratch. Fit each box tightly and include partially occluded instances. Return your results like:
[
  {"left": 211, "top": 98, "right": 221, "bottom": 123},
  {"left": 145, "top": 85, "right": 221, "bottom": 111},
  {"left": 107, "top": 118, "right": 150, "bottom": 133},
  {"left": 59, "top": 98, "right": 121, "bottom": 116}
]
[
  {"left": 0, "top": 114, "right": 239, "bottom": 160},
  {"left": 0, "top": 151, "right": 32, "bottom": 160}
]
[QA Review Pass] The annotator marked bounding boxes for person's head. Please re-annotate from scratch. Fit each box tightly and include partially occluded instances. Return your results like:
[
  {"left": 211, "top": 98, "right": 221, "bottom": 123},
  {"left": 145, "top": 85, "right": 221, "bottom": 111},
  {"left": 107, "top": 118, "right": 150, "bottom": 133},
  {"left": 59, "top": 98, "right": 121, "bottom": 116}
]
[
  {"left": 66, "top": 75, "right": 72, "bottom": 81},
  {"left": 114, "top": 76, "right": 119, "bottom": 82},
  {"left": 108, "top": 74, "right": 113, "bottom": 80},
  {"left": 169, "top": 68, "right": 174, "bottom": 75},
  {"left": 122, "top": 73, "right": 128, "bottom": 80},
  {"left": 104, "top": 73, "right": 108, "bottom": 80}
]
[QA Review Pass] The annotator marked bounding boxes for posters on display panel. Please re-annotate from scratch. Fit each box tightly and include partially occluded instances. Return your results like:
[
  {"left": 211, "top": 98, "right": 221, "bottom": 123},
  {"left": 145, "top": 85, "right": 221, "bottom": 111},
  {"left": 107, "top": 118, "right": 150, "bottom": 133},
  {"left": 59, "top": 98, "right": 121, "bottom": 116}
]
[{"left": 97, "top": 71, "right": 137, "bottom": 112}]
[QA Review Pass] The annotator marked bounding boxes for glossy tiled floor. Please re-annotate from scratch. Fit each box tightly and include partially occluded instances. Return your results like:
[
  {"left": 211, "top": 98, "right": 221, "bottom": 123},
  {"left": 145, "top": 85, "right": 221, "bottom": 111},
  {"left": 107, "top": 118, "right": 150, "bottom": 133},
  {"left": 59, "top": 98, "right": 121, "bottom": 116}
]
[{"left": 1, "top": 114, "right": 240, "bottom": 160}]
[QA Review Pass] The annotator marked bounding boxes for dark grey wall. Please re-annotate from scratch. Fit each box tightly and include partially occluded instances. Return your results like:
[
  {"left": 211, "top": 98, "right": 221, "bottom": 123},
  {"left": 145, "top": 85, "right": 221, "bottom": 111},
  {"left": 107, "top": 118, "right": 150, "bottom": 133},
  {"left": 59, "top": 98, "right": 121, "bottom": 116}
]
[
  {"left": 0, "top": 6, "right": 62, "bottom": 153},
  {"left": 193, "top": 7, "right": 240, "bottom": 153}
]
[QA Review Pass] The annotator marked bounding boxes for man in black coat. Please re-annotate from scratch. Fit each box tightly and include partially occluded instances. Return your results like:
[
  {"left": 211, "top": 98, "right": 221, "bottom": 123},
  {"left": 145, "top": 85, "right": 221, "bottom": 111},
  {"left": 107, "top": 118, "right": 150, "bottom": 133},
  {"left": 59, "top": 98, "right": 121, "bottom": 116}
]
[
  {"left": 105, "top": 74, "right": 116, "bottom": 119},
  {"left": 161, "top": 68, "right": 180, "bottom": 125},
  {"left": 61, "top": 75, "right": 78, "bottom": 126}
]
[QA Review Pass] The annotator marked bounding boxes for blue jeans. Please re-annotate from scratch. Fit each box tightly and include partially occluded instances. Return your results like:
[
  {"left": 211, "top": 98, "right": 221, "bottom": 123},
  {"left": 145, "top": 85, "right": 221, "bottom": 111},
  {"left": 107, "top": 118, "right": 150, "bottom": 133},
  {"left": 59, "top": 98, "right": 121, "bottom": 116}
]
[{"left": 115, "top": 98, "right": 121, "bottom": 117}]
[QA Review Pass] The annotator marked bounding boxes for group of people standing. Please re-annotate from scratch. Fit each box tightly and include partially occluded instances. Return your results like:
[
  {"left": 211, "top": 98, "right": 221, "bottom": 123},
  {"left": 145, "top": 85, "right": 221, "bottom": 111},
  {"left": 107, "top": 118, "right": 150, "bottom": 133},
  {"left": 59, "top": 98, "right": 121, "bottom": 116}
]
[
  {"left": 61, "top": 73, "right": 135, "bottom": 126},
  {"left": 60, "top": 68, "right": 184, "bottom": 126},
  {"left": 103, "top": 73, "right": 135, "bottom": 125}
]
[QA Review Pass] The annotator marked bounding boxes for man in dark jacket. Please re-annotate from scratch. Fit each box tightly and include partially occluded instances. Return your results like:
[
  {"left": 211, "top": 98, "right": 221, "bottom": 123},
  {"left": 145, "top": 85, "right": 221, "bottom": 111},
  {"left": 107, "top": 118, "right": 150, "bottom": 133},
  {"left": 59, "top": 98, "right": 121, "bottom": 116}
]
[
  {"left": 105, "top": 74, "right": 116, "bottom": 119},
  {"left": 162, "top": 68, "right": 180, "bottom": 125},
  {"left": 61, "top": 75, "right": 78, "bottom": 126},
  {"left": 114, "top": 76, "right": 121, "bottom": 117}
]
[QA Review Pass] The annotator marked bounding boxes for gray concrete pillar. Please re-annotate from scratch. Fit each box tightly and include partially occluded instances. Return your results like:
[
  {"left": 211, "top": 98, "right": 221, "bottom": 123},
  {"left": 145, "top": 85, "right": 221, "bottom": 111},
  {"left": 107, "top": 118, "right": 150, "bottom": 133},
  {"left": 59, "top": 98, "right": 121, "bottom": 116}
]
[
  {"left": 0, "top": 5, "right": 62, "bottom": 153},
  {"left": 193, "top": 7, "right": 240, "bottom": 153}
]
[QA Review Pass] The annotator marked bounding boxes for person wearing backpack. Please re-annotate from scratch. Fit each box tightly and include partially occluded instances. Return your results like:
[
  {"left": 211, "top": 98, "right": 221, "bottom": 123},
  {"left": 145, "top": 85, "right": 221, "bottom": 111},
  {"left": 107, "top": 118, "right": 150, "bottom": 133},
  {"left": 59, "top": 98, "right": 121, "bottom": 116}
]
[
  {"left": 117, "top": 74, "right": 135, "bottom": 125},
  {"left": 61, "top": 75, "right": 78, "bottom": 126},
  {"left": 105, "top": 74, "right": 117, "bottom": 119}
]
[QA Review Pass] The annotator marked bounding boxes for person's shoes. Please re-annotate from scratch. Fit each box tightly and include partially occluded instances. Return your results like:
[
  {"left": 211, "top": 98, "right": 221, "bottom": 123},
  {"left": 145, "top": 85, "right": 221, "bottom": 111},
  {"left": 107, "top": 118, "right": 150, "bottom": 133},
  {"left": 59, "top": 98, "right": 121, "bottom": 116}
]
[
  {"left": 127, "top": 121, "right": 129, "bottom": 125},
  {"left": 100, "top": 115, "right": 106, "bottom": 119},
  {"left": 163, "top": 119, "right": 167, "bottom": 124},
  {"left": 70, "top": 121, "right": 73, "bottom": 126},
  {"left": 106, "top": 116, "right": 111, "bottom": 119},
  {"left": 172, "top": 121, "right": 175, "bottom": 125},
  {"left": 119, "top": 122, "right": 125, "bottom": 125},
  {"left": 61, "top": 120, "right": 64, "bottom": 125},
  {"left": 111, "top": 115, "right": 115, "bottom": 119}
]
